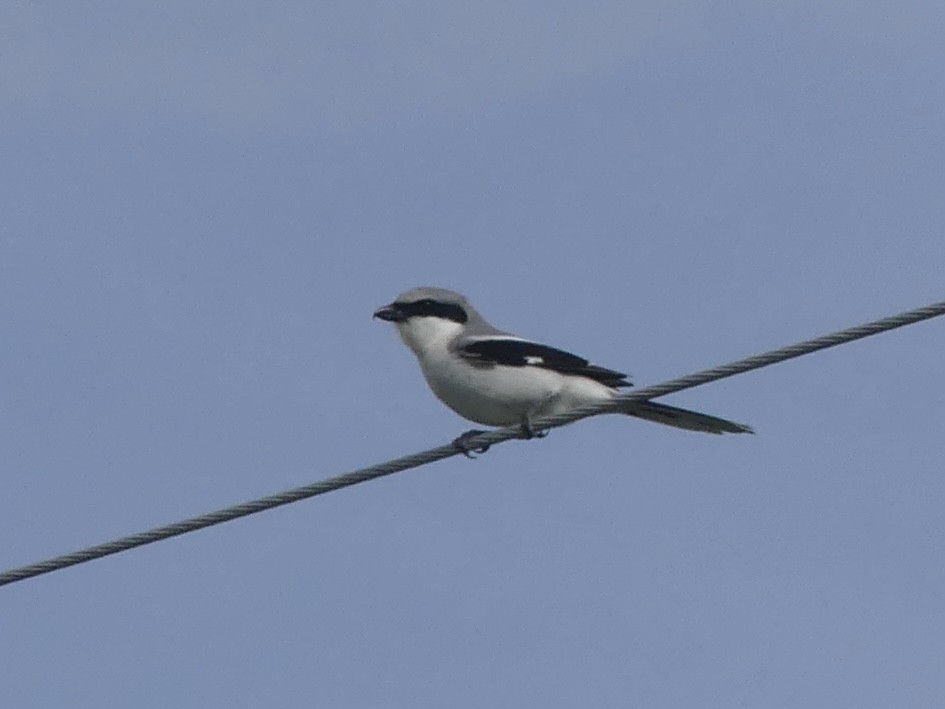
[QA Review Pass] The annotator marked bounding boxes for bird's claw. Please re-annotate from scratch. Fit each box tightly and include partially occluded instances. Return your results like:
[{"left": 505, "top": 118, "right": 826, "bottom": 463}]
[{"left": 452, "top": 429, "right": 491, "bottom": 458}]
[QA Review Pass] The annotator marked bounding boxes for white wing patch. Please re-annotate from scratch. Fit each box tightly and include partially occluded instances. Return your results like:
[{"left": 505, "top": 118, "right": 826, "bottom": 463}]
[{"left": 524, "top": 355, "right": 545, "bottom": 365}]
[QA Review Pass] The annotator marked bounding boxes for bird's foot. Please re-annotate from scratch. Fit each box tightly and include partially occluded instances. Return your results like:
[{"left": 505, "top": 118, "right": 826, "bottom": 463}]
[
  {"left": 452, "top": 429, "right": 491, "bottom": 458},
  {"left": 519, "top": 415, "right": 549, "bottom": 441}
]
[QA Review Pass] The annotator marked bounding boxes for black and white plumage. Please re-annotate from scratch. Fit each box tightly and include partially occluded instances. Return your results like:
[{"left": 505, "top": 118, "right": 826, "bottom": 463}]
[{"left": 374, "top": 287, "right": 752, "bottom": 435}]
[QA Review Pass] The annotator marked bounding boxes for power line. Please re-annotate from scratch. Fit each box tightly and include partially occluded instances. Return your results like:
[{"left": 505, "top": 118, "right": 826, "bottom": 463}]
[{"left": 2, "top": 299, "right": 943, "bottom": 588}]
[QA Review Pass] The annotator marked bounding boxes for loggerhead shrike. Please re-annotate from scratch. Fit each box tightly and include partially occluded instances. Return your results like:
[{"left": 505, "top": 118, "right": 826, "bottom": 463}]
[{"left": 374, "top": 287, "right": 752, "bottom": 450}]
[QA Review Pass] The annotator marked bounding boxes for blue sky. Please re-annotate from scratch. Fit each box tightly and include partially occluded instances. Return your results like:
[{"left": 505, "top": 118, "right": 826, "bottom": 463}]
[{"left": 2, "top": 3, "right": 944, "bottom": 707}]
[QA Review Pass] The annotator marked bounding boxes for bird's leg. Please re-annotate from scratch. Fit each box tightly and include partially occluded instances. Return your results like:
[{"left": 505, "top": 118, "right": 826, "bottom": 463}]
[
  {"left": 519, "top": 411, "right": 549, "bottom": 440},
  {"left": 452, "top": 429, "right": 491, "bottom": 458}
]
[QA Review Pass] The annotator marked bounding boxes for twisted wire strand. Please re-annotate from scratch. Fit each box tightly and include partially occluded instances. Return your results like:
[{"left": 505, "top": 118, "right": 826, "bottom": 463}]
[
  {"left": 491, "top": 299, "right": 945, "bottom": 436},
  {"left": 2, "top": 299, "right": 943, "bottom": 588}
]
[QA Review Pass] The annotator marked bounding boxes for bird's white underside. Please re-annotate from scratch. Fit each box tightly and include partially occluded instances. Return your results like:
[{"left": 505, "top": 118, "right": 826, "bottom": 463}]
[{"left": 394, "top": 316, "right": 615, "bottom": 427}]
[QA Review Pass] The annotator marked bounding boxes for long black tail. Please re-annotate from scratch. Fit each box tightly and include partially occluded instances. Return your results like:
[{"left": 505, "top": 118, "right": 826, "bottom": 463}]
[{"left": 622, "top": 400, "right": 753, "bottom": 435}]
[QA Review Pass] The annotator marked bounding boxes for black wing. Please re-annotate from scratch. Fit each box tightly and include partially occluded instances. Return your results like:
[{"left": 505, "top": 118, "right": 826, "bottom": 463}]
[{"left": 459, "top": 338, "right": 632, "bottom": 388}]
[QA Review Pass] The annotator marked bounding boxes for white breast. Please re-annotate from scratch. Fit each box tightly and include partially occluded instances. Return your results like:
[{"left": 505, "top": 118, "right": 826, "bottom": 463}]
[{"left": 394, "top": 318, "right": 613, "bottom": 426}]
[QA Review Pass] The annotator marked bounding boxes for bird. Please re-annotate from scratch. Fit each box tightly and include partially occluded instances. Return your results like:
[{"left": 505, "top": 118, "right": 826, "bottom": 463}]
[{"left": 374, "top": 287, "right": 752, "bottom": 452}]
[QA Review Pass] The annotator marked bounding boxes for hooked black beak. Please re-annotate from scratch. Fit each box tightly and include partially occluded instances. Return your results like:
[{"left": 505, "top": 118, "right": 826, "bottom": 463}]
[{"left": 373, "top": 303, "right": 407, "bottom": 322}]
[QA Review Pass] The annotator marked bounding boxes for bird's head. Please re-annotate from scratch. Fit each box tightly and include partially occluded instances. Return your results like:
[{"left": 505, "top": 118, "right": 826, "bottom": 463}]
[{"left": 374, "top": 287, "right": 472, "bottom": 356}]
